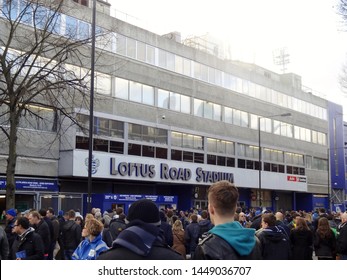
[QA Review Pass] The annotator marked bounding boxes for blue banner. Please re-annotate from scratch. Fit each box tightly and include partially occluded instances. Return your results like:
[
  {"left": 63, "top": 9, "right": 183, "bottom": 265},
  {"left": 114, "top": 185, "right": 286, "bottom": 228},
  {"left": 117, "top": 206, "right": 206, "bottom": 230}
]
[
  {"left": 0, "top": 178, "right": 58, "bottom": 192},
  {"left": 104, "top": 194, "right": 178, "bottom": 204}
]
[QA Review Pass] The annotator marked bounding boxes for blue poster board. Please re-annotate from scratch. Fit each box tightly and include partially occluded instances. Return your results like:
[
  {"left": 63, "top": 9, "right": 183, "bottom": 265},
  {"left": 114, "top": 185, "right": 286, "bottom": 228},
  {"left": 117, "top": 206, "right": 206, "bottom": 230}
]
[{"left": 0, "top": 178, "right": 58, "bottom": 192}]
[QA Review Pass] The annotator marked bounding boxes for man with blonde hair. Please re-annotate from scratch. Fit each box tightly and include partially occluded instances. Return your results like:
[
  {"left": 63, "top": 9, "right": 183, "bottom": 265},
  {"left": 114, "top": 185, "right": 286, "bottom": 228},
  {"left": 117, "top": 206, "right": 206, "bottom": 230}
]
[
  {"left": 337, "top": 212, "right": 347, "bottom": 260},
  {"left": 194, "top": 180, "right": 261, "bottom": 259}
]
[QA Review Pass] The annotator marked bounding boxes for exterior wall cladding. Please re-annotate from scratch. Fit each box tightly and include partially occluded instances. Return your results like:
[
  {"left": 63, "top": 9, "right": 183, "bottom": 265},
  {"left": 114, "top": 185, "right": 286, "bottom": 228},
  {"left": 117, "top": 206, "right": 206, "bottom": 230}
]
[{"left": 1, "top": 0, "right": 345, "bottom": 213}]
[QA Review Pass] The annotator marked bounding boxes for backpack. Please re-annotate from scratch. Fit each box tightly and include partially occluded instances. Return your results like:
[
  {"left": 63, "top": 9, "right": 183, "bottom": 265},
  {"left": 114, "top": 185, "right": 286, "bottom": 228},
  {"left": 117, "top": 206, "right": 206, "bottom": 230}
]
[{"left": 109, "top": 220, "right": 126, "bottom": 242}]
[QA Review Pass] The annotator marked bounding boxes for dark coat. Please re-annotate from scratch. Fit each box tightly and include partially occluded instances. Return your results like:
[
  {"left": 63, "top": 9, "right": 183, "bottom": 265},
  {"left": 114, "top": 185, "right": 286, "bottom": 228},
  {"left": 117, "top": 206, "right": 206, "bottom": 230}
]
[
  {"left": 185, "top": 222, "right": 200, "bottom": 253},
  {"left": 290, "top": 229, "right": 313, "bottom": 259},
  {"left": 34, "top": 219, "right": 51, "bottom": 255},
  {"left": 4, "top": 217, "right": 17, "bottom": 249},
  {"left": 194, "top": 234, "right": 262, "bottom": 260},
  {"left": 314, "top": 229, "right": 336, "bottom": 258},
  {"left": 61, "top": 220, "right": 81, "bottom": 250},
  {"left": 256, "top": 226, "right": 291, "bottom": 260},
  {"left": 97, "top": 220, "right": 183, "bottom": 260},
  {"left": 11, "top": 228, "right": 44, "bottom": 260},
  {"left": 337, "top": 221, "right": 347, "bottom": 255}
]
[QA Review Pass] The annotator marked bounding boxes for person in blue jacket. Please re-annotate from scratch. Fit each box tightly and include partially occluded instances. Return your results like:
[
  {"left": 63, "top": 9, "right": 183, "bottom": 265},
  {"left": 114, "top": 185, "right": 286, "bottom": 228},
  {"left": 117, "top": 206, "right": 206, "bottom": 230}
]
[{"left": 72, "top": 218, "right": 108, "bottom": 260}]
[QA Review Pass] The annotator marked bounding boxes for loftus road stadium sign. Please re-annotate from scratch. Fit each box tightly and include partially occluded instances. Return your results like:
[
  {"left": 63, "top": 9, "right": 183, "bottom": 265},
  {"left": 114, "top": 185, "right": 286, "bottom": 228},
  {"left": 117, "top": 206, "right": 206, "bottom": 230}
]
[{"left": 110, "top": 158, "right": 234, "bottom": 184}]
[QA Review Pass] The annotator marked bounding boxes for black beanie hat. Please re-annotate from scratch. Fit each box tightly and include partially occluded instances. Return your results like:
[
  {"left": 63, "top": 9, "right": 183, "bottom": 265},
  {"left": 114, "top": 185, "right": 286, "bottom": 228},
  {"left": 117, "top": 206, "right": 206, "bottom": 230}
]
[{"left": 126, "top": 199, "right": 161, "bottom": 226}]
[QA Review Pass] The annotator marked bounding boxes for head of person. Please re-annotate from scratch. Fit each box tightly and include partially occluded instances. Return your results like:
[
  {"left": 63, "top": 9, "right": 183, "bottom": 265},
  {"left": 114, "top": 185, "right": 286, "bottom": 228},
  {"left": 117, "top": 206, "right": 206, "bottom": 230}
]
[
  {"left": 39, "top": 208, "right": 47, "bottom": 218},
  {"left": 28, "top": 211, "right": 41, "bottom": 226},
  {"left": 46, "top": 208, "right": 55, "bottom": 218},
  {"left": 82, "top": 218, "right": 104, "bottom": 240},
  {"left": 207, "top": 180, "right": 239, "bottom": 225},
  {"left": 275, "top": 211, "right": 284, "bottom": 221},
  {"left": 75, "top": 216, "right": 83, "bottom": 225},
  {"left": 85, "top": 213, "right": 94, "bottom": 222},
  {"left": 67, "top": 209, "right": 76, "bottom": 220},
  {"left": 261, "top": 213, "right": 276, "bottom": 229},
  {"left": 125, "top": 199, "right": 161, "bottom": 226},
  {"left": 239, "top": 212, "right": 246, "bottom": 222},
  {"left": 172, "top": 219, "right": 183, "bottom": 231},
  {"left": 341, "top": 212, "right": 347, "bottom": 223},
  {"left": 6, "top": 208, "right": 17, "bottom": 221},
  {"left": 295, "top": 217, "right": 310, "bottom": 231},
  {"left": 201, "top": 210, "right": 209, "bottom": 220},
  {"left": 12, "top": 217, "right": 30, "bottom": 235}
]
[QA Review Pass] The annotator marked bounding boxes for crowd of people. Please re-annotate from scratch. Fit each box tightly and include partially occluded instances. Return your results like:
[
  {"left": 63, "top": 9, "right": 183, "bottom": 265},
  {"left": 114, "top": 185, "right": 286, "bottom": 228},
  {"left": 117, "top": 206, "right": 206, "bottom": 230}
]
[{"left": 0, "top": 180, "right": 347, "bottom": 260}]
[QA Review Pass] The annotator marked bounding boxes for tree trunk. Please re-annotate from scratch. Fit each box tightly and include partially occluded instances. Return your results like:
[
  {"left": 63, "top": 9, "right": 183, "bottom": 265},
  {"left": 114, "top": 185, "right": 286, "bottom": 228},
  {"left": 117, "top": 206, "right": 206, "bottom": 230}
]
[{"left": 5, "top": 111, "right": 18, "bottom": 210}]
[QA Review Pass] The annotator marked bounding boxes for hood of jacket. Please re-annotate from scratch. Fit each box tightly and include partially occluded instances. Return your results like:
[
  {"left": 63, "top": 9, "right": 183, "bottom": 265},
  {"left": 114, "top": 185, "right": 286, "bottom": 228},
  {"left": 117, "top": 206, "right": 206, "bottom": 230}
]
[
  {"left": 63, "top": 220, "right": 76, "bottom": 231},
  {"left": 261, "top": 226, "right": 286, "bottom": 242},
  {"left": 198, "top": 219, "right": 212, "bottom": 227},
  {"left": 209, "top": 221, "right": 256, "bottom": 256}
]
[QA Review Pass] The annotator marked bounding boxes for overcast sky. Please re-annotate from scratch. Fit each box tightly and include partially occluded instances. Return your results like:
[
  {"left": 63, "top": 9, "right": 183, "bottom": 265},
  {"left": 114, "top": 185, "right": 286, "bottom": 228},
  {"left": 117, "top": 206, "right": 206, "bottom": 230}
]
[{"left": 108, "top": 0, "right": 347, "bottom": 119}]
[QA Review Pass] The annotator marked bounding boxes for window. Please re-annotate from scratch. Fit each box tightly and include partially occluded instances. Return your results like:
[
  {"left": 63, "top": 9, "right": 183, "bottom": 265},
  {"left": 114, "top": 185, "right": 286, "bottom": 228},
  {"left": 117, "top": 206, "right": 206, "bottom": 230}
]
[
  {"left": 128, "top": 143, "right": 141, "bottom": 156},
  {"left": 115, "top": 77, "right": 128, "bottom": 99},
  {"left": 110, "top": 141, "right": 124, "bottom": 154},
  {"left": 158, "top": 89, "right": 169, "bottom": 109},
  {"left": 76, "top": 136, "right": 89, "bottom": 149},
  {"left": 93, "top": 139, "right": 108, "bottom": 152}
]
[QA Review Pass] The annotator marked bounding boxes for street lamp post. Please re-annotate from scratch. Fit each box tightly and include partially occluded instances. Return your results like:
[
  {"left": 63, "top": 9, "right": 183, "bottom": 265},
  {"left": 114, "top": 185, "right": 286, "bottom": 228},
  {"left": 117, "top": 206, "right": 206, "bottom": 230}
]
[
  {"left": 87, "top": 0, "right": 97, "bottom": 214},
  {"left": 258, "top": 113, "right": 291, "bottom": 208}
]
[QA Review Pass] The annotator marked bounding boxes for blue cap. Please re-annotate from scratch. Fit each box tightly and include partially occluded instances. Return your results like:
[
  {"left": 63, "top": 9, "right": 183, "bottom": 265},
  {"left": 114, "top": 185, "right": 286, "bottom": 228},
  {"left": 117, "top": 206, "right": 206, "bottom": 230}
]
[
  {"left": 6, "top": 208, "right": 17, "bottom": 217},
  {"left": 58, "top": 210, "right": 64, "bottom": 216}
]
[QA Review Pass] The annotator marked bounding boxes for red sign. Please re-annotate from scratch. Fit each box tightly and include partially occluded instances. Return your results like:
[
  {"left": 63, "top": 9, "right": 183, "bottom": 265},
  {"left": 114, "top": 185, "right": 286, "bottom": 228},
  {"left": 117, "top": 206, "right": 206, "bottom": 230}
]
[{"left": 287, "top": 176, "right": 297, "bottom": 182}]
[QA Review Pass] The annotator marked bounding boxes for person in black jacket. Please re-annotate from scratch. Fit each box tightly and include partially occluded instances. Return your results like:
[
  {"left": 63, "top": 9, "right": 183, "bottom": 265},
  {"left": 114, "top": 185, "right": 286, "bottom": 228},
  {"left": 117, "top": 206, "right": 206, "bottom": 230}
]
[
  {"left": 159, "top": 211, "right": 173, "bottom": 247},
  {"left": 337, "top": 212, "right": 347, "bottom": 260},
  {"left": 98, "top": 199, "right": 183, "bottom": 260},
  {"left": 11, "top": 217, "right": 44, "bottom": 260},
  {"left": 256, "top": 213, "right": 291, "bottom": 260},
  {"left": 61, "top": 210, "right": 81, "bottom": 260},
  {"left": 28, "top": 211, "right": 51, "bottom": 259},
  {"left": 290, "top": 217, "right": 313, "bottom": 259},
  {"left": 194, "top": 180, "right": 261, "bottom": 260}
]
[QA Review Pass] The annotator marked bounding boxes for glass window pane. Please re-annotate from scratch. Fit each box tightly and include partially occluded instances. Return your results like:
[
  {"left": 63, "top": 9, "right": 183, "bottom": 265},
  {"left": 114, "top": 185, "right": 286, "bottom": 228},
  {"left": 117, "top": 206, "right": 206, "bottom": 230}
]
[
  {"left": 170, "top": 92, "right": 180, "bottom": 111},
  {"left": 207, "top": 138, "right": 217, "bottom": 153},
  {"left": 171, "top": 149, "right": 182, "bottom": 161},
  {"left": 142, "top": 145, "right": 155, "bottom": 157},
  {"left": 158, "top": 89, "right": 169, "bottom": 109},
  {"left": 171, "top": 132, "right": 182, "bottom": 147},
  {"left": 213, "top": 104, "right": 221, "bottom": 121},
  {"left": 167, "top": 52, "right": 175, "bottom": 71},
  {"left": 96, "top": 73, "right": 111, "bottom": 95},
  {"left": 110, "top": 141, "right": 124, "bottom": 154},
  {"left": 156, "top": 147, "right": 167, "bottom": 159},
  {"left": 158, "top": 49, "right": 167, "bottom": 68},
  {"left": 116, "top": 34, "right": 126, "bottom": 55},
  {"left": 93, "top": 139, "right": 108, "bottom": 152},
  {"left": 128, "top": 143, "right": 141, "bottom": 156},
  {"left": 146, "top": 45, "right": 155, "bottom": 65},
  {"left": 129, "top": 81, "right": 142, "bottom": 103},
  {"left": 204, "top": 102, "right": 213, "bottom": 119},
  {"left": 194, "top": 99, "right": 204, "bottom": 117},
  {"left": 183, "top": 58, "right": 191, "bottom": 76},
  {"left": 183, "top": 151, "right": 193, "bottom": 162},
  {"left": 183, "top": 134, "right": 194, "bottom": 148},
  {"left": 115, "top": 77, "right": 128, "bottom": 99},
  {"left": 142, "top": 85, "right": 154, "bottom": 105},
  {"left": 137, "top": 41, "right": 146, "bottom": 62},
  {"left": 128, "top": 124, "right": 142, "bottom": 141},
  {"left": 76, "top": 136, "right": 89, "bottom": 149},
  {"left": 175, "top": 55, "right": 183, "bottom": 74},
  {"left": 225, "top": 107, "right": 233, "bottom": 124},
  {"left": 194, "top": 153, "right": 204, "bottom": 163},
  {"left": 180, "top": 95, "right": 191, "bottom": 114},
  {"left": 126, "top": 38, "right": 136, "bottom": 59}
]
